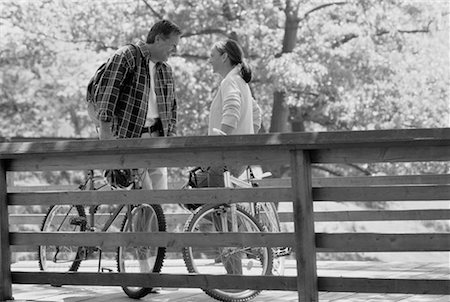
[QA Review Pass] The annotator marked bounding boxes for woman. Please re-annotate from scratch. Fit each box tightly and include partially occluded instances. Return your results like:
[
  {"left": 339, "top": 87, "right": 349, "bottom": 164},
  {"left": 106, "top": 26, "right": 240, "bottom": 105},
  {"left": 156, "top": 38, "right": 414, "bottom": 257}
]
[
  {"left": 208, "top": 39, "right": 261, "bottom": 135},
  {"left": 207, "top": 39, "right": 262, "bottom": 185}
]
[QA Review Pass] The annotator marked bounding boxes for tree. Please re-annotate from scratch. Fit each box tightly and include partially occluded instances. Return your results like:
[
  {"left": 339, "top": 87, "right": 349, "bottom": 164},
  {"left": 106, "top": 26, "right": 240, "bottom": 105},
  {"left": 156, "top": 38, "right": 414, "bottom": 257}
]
[
  {"left": 266, "top": 0, "right": 449, "bottom": 132},
  {"left": 0, "top": 0, "right": 448, "bottom": 140}
]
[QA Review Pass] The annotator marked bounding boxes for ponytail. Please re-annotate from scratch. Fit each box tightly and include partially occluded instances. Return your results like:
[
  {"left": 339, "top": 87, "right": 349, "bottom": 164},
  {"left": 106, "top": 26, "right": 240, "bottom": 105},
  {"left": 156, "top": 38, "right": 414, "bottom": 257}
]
[{"left": 240, "top": 61, "right": 252, "bottom": 83}]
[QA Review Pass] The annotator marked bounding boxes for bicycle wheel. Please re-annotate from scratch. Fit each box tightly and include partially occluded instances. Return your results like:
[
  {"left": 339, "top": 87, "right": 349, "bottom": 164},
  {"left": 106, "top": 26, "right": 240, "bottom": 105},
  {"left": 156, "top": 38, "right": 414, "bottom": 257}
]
[
  {"left": 117, "top": 203, "right": 166, "bottom": 299},
  {"left": 182, "top": 203, "right": 273, "bottom": 302},
  {"left": 254, "top": 201, "right": 289, "bottom": 275},
  {"left": 38, "top": 205, "right": 86, "bottom": 272},
  {"left": 255, "top": 202, "right": 281, "bottom": 232}
]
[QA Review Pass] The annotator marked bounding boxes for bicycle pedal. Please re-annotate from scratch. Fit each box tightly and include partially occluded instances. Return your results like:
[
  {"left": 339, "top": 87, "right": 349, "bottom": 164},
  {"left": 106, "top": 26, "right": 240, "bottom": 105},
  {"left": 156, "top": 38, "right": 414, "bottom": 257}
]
[
  {"left": 246, "top": 260, "right": 254, "bottom": 271},
  {"left": 69, "top": 217, "right": 87, "bottom": 227},
  {"left": 273, "top": 247, "right": 292, "bottom": 257}
]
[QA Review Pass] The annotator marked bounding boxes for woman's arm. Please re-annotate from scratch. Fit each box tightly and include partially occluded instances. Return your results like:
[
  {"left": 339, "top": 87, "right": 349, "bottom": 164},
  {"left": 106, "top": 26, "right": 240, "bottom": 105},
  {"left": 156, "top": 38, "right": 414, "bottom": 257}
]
[
  {"left": 252, "top": 98, "right": 262, "bottom": 133},
  {"left": 220, "top": 79, "right": 241, "bottom": 133}
]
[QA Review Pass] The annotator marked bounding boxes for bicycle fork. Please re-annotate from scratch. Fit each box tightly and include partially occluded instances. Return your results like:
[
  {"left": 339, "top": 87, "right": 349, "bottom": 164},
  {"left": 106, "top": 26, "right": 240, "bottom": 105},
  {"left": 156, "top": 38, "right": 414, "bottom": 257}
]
[{"left": 223, "top": 171, "right": 238, "bottom": 232}]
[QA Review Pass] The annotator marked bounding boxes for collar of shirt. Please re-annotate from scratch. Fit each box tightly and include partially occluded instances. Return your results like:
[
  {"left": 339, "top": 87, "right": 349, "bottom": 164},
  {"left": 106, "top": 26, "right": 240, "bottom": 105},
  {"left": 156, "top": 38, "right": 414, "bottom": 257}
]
[
  {"left": 221, "top": 65, "right": 241, "bottom": 84},
  {"left": 149, "top": 59, "right": 156, "bottom": 73},
  {"left": 136, "top": 40, "right": 166, "bottom": 70},
  {"left": 136, "top": 40, "right": 151, "bottom": 59}
]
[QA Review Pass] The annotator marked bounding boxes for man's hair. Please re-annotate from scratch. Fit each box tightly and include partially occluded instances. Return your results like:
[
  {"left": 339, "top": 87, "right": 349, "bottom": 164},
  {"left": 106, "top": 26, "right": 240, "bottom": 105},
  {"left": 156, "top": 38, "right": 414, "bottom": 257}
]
[{"left": 146, "top": 20, "right": 182, "bottom": 43}]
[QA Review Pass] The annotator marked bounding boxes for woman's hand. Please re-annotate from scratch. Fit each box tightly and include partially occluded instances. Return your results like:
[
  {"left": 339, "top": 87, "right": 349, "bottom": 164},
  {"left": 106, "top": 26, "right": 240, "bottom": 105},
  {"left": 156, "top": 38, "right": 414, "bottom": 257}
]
[{"left": 212, "top": 128, "right": 227, "bottom": 136}]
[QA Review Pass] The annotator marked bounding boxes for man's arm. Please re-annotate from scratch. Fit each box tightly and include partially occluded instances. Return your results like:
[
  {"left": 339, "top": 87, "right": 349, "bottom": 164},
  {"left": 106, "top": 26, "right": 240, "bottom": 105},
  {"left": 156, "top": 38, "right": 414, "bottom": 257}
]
[
  {"left": 168, "top": 98, "right": 177, "bottom": 136},
  {"left": 97, "top": 48, "right": 132, "bottom": 127},
  {"left": 167, "top": 65, "right": 178, "bottom": 136}
]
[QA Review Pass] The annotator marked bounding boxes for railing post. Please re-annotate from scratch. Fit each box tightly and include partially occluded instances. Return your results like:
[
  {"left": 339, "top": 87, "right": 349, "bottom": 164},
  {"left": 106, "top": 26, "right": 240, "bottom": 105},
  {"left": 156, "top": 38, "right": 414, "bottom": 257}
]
[
  {"left": 0, "top": 159, "right": 13, "bottom": 301},
  {"left": 290, "top": 149, "right": 318, "bottom": 302}
]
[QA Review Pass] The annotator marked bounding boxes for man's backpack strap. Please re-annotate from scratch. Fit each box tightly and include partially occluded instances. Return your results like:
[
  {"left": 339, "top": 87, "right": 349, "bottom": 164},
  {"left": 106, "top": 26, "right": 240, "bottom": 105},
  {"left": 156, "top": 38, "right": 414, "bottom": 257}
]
[
  {"left": 129, "top": 44, "right": 142, "bottom": 79},
  {"left": 123, "top": 44, "right": 142, "bottom": 85}
]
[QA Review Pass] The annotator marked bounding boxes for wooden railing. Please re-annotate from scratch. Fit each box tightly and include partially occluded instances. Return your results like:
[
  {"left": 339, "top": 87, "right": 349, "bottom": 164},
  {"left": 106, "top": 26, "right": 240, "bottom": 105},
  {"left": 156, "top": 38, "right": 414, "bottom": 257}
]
[{"left": 1, "top": 128, "right": 450, "bottom": 302}]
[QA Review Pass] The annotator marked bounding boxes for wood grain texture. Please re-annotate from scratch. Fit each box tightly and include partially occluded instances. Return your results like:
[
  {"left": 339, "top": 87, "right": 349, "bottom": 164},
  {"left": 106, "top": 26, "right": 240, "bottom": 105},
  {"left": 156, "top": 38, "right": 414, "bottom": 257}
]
[
  {"left": 290, "top": 150, "right": 318, "bottom": 301},
  {"left": 0, "top": 160, "right": 13, "bottom": 300}
]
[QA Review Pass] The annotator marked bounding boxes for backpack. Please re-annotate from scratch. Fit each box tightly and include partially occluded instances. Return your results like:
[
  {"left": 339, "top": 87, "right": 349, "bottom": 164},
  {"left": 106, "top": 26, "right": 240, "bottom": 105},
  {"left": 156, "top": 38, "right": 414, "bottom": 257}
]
[{"left": 86, "top": 44, "right": 142, "bottom": 126}]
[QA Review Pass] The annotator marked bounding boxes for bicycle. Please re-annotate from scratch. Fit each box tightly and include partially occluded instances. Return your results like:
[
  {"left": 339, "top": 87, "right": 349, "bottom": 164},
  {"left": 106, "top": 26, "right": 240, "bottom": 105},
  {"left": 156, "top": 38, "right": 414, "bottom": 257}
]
[
  {"left": 181, "top": 165, "right": 291, "bottom": 302},
  {"left": 38, "top": 169, "right": 166, "bottom": 299}
]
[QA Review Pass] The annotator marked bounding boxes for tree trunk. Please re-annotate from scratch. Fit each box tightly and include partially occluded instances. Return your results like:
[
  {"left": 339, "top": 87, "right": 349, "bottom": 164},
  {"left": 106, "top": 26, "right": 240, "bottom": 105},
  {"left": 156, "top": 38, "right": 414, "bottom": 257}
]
[
  {"left": 292, "top": 119, "right": 305, "bottom": 132},
  {"left": 269, "top": 6, "right": 300, "bottom": 133},
  {"left": 270, "top": 90, "right": 291, "bottom": 132}
]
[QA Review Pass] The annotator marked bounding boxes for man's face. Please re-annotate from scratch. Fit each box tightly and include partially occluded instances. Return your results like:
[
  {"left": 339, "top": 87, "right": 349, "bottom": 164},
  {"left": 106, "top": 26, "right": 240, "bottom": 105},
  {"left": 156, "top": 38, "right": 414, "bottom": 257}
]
[{"left": 153, "top": 33, "right": 180, "bottom": 62}]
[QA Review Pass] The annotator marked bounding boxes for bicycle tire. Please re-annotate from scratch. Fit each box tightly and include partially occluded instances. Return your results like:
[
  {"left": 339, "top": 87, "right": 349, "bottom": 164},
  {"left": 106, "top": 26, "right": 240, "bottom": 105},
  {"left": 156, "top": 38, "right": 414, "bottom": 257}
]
[
  {"left": 117, "top": 203, "right": 166, "bottom": 299},
  {"left": 38, "top": 205, "right": 86, "bottom": 272},
  {"left": 255, "top": 202, "right": 281, "bottom": 232},
  {"left": 253, "top": 201, "right": 289, "bottom": 275},
  {"left": 182, "top": 203, "right": 273, "bottom": 302}
]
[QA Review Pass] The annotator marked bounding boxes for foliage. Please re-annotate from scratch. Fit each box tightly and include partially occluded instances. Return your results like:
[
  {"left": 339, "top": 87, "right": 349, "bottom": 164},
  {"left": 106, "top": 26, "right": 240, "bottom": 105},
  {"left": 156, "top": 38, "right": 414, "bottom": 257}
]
[
  {"left": 0, "top": 0, "right": 448, "bottom": 178},
  {"left": 270, "top": 0, "right": 449, "bottom": 131}
]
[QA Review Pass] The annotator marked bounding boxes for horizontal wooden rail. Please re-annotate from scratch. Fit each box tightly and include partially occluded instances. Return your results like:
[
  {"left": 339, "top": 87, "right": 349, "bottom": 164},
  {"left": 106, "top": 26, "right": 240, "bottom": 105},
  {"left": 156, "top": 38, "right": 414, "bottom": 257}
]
[
  {"left": 312, "top": 209, "right": 450, "bottom": 221},
  {"left": 310, "top": 145, "right": 450, "bottom": 163},
  {"left": 12, "top": 271, "right": 297, "bottom": 290},
  {"left": 7, "top": 184, "right": 449, "bottom": 206},
  {"left": 316, "top": 233, "right": 450, "bottom": 252},
  {"left": 4, "top": 145, "right": 450, "bottom": 171},
  {"left": 1, "top": 130, "right": 449, "bottom": 172},
  {"left": 7, "top": 174, "right": 450, "bottom": 192},
  {"left": 10, "top": 232, "right": 450, "bottom": 252},
  {"left": 7, "top": 187, "right": 292, "bottom": 206},
  {"left": 2, "top": 129, "right": 449, "bottom": 156},
  {"left": 11, "top": 272, "right": 449, "bottom": 295},
  {"left": 4, "top": 149, "right": 290, "bottom": 171},
  {"left": 318, "top": 277, "right": 450, "bottom": 295},
  {"left": 258, "top": 174, "right": 450, "bottom": 187},
  {"left": 9, "top": 209, "right": 450, "bottom": 226},
  {"left": 313, "top": 185, "right": 450, "bottom": 201}
]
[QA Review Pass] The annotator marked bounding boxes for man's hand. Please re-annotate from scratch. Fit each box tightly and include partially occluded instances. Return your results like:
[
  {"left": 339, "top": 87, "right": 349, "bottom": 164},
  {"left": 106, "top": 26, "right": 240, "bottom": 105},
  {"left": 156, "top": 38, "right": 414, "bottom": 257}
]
[{"left": 99, "top": 121, "right": 114, "bottom": 140}]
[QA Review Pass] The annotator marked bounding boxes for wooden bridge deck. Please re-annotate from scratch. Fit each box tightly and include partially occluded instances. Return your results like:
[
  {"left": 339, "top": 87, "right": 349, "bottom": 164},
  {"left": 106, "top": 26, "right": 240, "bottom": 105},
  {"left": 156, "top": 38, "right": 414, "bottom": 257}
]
[{"left": 9, "top": 259, "right": 450, "bottom": 301}]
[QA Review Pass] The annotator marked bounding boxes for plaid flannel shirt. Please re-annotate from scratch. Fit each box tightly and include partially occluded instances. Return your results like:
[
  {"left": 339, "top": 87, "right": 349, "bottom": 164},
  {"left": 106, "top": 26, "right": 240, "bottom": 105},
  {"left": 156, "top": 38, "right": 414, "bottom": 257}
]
[{"left": 97, "top": 40, "right": 177, "bottom": 138}]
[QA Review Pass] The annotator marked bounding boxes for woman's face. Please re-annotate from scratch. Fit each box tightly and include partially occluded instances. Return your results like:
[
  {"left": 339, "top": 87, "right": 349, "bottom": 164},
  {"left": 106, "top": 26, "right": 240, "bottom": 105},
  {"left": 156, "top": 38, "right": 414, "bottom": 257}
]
[{"left": 208, "top": 47, "right": 223, "bottom": 74}]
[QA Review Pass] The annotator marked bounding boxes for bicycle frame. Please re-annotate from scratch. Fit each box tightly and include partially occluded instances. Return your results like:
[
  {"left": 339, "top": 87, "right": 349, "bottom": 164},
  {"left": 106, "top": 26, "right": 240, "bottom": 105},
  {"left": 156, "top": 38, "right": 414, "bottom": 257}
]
[
  {"left": 224, "top": 169, "right": 281, "bottom": 233},
  {"left": 74, "top": 170, "right": 140, "bottom": 268},
  {"left": 81, "top": 171, "right": 130, "bottom": 233}
]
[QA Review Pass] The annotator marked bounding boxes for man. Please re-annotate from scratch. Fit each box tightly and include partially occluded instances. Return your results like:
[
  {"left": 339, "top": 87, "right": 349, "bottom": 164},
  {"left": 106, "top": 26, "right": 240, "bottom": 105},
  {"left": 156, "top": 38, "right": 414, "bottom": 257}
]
[{"left": 96, "top": 19, "right": 182, "bottom": 190}]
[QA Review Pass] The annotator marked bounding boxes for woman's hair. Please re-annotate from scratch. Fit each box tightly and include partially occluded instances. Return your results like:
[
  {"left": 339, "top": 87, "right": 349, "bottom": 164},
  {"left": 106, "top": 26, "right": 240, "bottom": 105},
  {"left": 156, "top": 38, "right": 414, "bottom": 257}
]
[
  {"left": 146, "top": 20, "right": 182, "bottom": 43},
  {"left": 214, "top": 39, "right": 252, "bottom": 83}
]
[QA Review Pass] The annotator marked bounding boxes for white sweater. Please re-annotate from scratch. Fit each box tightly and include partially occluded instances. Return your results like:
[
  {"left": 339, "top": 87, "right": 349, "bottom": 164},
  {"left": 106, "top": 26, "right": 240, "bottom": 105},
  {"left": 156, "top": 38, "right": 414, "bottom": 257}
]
[{"left": 208, "top": 66, "right": 261, "bottom": 135}]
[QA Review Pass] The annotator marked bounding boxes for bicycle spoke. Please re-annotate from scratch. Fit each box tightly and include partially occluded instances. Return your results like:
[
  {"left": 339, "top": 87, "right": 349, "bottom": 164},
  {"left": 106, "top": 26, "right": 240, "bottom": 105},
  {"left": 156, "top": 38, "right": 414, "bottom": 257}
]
[
  {"left": 183, "top": 204, "right": 273, "bottom": 302},
  {"left": 117, "top": 204, "right": 166, "bottom": 299},
  {"left": 39, "top": 205, "right": 86, "bottom": 272}
]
